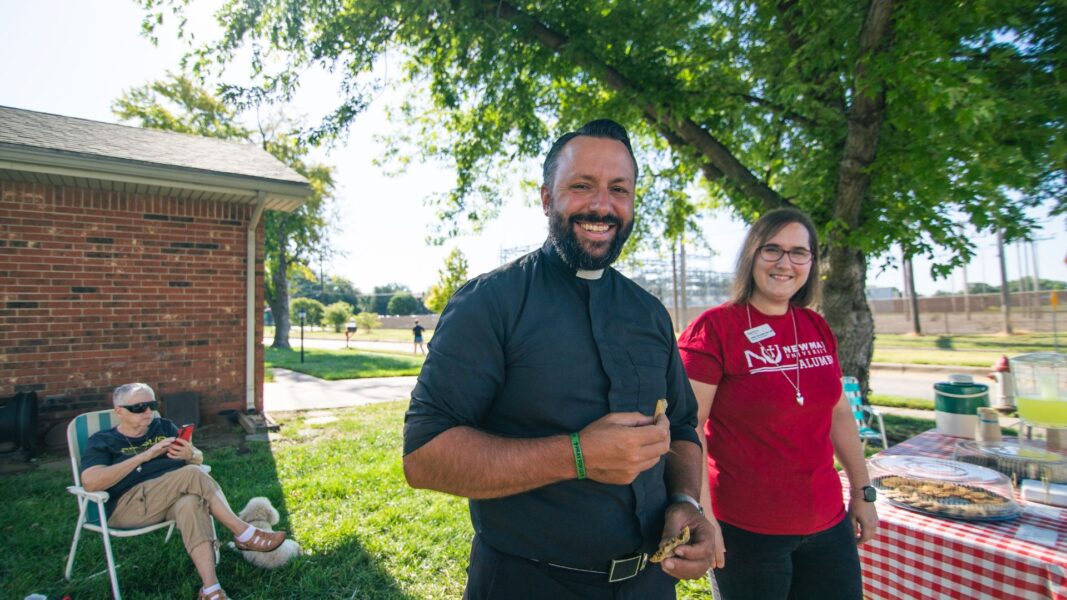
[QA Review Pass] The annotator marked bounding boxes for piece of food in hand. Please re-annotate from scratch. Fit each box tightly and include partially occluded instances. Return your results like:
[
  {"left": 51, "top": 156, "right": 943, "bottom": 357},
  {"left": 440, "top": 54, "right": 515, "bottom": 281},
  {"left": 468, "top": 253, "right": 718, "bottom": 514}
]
[
  {"left": 650, "top": 525, "right": 690, "bottom": 563},
  {"left": 654, "top": 399, "right": 668, "bottom": 423}
]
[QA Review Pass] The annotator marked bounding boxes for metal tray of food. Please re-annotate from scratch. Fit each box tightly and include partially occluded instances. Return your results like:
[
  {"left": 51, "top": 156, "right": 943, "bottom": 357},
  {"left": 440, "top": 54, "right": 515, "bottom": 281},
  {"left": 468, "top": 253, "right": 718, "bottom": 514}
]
[{"left": 869, "top": 456, "right": 1021, "bottom": 521}]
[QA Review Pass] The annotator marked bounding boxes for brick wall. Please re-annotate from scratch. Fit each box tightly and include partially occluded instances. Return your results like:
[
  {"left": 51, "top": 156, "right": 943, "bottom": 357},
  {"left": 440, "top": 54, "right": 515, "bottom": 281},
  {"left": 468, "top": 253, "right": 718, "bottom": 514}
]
[{"left": 0, "top": 182, "right": 264, "bottom": 441}]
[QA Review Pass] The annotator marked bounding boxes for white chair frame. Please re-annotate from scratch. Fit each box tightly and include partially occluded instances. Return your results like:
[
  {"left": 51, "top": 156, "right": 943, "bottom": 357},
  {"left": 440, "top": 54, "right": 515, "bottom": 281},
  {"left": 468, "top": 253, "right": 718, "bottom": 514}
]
[
  {"left": 64, "top": 409, "right": 217, "bottom": 599},
  {"left": 843, "top": 376, "right": 889, "bottom": 449}
]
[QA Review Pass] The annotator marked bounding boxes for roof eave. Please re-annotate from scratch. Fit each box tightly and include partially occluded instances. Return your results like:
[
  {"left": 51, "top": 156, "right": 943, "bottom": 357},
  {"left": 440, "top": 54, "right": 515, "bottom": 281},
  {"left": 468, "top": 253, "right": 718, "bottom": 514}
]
[{"left": 0, "top": 144, "right": 310, "bottom": 212}]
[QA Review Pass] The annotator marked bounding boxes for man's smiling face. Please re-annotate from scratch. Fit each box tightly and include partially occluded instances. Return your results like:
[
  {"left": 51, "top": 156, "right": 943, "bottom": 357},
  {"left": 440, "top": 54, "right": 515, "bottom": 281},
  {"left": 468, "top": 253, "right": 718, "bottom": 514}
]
[{"left": 541, "top": 136, "right": 635, "bottom": 270}]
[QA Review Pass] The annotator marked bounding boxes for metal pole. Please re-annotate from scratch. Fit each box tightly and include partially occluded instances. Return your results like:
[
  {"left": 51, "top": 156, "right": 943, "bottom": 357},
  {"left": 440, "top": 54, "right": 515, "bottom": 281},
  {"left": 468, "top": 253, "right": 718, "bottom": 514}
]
[
  {"left": 680, "top": 240, "right": 688, "bottom": 330},
  {"left": 996, "top": 229, "right": 1013, "bottom": 334},
  {"left": 1030, "top": 241, "right": 1042, "bottom": 321},
  {"left": 300, "top": 314, "right": 305, "bottom": 363}
]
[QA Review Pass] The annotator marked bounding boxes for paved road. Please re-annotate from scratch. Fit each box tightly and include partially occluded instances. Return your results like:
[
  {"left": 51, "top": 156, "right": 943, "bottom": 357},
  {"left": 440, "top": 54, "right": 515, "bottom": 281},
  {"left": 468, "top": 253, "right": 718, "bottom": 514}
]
[{"left": 269, "top": 335, "right": 991, "bottom": 402}]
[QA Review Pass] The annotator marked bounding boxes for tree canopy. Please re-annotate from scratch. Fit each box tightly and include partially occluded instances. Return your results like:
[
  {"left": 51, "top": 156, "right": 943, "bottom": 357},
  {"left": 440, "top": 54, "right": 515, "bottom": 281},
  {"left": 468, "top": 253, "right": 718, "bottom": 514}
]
[
  {"left": 366, "top": 283, "right": 411, "bottom": 315},
  {"left": 141, "top": 0, "right": 1065, "bottom": 389},
  {"left": 387, "top": 291, "right": 424, "bottom": 315},
  {"left": 425, "top": 248, "right": 470, "bottom": 313}
]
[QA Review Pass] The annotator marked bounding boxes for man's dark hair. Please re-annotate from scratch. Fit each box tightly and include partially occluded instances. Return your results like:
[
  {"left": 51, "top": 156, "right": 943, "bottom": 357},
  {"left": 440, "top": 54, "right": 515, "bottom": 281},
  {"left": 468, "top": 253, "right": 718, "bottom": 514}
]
[{"left": 542, "top": 119, "right": 639, "bottom": 190}]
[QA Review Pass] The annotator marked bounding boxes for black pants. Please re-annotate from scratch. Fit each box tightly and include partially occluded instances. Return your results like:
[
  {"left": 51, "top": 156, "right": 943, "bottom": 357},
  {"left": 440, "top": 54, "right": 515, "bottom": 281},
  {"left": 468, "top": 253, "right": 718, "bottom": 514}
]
[
  {"left": 463, "top": 535, "right": 677, "bottom": 600},
  {"left": 713, "top": 517, "right": 863, "bottom": 600}
]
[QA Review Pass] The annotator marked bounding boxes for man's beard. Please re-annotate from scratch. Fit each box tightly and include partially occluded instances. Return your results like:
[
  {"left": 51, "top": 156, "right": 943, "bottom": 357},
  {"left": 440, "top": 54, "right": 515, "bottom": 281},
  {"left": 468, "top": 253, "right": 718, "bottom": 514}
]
[{"left": 548, "top": 208, "right": 634, "bottom": 270}]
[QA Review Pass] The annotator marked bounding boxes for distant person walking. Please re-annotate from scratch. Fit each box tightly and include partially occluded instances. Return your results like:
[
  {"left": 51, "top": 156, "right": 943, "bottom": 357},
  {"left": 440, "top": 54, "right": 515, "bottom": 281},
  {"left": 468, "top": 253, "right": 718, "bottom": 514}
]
[{"left": 412, "top": 320, "right": 426, "bottom": 354}]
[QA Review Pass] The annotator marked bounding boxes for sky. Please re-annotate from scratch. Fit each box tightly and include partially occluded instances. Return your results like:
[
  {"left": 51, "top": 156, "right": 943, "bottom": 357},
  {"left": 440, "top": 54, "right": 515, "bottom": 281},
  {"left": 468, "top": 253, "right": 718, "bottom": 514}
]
[{"left": 1, "top": 0, "right": 1062, "bottom": 298}]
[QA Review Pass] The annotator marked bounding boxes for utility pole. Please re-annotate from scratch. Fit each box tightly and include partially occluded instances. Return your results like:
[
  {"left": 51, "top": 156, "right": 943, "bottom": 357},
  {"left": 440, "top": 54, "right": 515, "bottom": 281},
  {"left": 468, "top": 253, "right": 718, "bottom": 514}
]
[
  {"left": 1031, "top": 240, "right": 1043, "bottom": 320},
  {"left": 679, "top": 239, "right": 688, "bottom": 330},
  {"left": 671, "top": 241, "right": 680, "bottom": 333},
  {"left": 997, "top": 229, "right": 1013, "bottom": 334},
  {"left": 962, "top": 264, "right": 971, "bottom": 320}
]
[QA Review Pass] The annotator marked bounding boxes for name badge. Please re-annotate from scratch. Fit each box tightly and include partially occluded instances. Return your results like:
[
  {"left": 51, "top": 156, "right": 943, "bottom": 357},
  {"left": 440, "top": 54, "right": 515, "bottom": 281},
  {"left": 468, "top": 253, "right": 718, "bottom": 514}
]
[{"left": 744, "top": 323, "right": 775, "bottom": 343}]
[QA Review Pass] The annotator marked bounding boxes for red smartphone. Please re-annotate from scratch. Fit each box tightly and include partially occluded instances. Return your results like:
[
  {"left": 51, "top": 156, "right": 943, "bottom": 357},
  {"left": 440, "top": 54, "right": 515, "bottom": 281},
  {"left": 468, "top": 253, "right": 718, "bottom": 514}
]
[{"left": 177, "top": 424, "right": 194, "bottom": 443}]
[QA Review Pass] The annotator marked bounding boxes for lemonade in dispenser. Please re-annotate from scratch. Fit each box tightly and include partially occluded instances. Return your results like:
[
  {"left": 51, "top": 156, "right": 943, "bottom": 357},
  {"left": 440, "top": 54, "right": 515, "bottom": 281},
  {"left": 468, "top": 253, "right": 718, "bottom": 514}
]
[{"left": 1010, "top": 353, "right": 1067, "bottom": 454}]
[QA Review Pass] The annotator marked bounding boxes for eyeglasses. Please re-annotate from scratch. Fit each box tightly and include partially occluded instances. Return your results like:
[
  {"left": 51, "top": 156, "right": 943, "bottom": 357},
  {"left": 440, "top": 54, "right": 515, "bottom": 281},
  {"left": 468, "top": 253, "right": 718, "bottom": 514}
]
[
  {"left": 120, "top": 401, "right": 158, "bottom": 414},
  {"left": 758, "top": 245, "right": 813, "bottom": 265}
]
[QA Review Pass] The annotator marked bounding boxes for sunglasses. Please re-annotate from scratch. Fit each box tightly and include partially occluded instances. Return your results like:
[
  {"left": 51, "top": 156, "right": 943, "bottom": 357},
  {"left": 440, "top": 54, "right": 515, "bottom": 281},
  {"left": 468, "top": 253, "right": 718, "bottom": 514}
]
[{"left": 120, "top": 401, "right": 159, "bottom": 414}]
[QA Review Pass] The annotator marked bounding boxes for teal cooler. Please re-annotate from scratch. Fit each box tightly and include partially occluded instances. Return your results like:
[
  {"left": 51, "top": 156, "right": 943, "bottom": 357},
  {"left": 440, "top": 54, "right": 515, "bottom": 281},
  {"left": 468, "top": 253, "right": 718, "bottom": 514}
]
[{"left": 934, "top": 378, "right": 990, "bottom": 438}]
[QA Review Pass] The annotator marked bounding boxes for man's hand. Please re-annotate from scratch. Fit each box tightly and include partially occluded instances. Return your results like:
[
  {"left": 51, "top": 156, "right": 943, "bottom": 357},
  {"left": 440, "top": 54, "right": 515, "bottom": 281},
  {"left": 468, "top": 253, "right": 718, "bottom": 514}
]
[
  {"left": 579, "top": 412, "right": 670, "bottom": 485},
  {"left": 849, "top": 497, "right": 879, "bottom": 544},
  {"left": 658, "top": 501, "right": 723, "bottom": 579},
  {"left": 166, "top": 437, "right": 196, "bottom": 461},
  {"left": 143, "top": 437, "right": 176, "bottom": 462}
]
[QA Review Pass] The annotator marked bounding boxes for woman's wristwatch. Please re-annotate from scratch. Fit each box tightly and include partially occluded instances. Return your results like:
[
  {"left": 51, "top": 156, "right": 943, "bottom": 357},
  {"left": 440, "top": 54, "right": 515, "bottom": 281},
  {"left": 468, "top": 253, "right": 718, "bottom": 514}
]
[{"left": 854, "top": 485, "right": 877, "bottom": 502}]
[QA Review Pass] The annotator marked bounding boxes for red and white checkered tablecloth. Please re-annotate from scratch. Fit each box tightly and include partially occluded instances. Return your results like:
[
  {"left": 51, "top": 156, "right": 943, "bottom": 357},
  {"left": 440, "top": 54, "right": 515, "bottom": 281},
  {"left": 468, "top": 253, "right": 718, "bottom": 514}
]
[{"left": 842, "top": 430, "right": 1067, "bottom": 600}]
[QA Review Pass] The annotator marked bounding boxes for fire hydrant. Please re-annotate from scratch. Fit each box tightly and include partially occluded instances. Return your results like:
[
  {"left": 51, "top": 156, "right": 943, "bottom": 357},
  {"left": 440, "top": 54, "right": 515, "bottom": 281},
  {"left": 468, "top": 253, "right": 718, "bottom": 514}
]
[{"left": 988, "top": 354, "right": 1015, "bottom": 413}]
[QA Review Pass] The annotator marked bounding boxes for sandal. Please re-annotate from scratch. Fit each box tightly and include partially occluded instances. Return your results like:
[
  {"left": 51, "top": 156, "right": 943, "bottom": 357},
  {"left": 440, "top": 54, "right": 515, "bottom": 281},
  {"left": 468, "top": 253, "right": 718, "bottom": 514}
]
[
  {"left": 232, "top": 528, "right": 287, "bottom": 552},
  {"left": 197, "top": 587, "right": 230, "bottom": 600}
]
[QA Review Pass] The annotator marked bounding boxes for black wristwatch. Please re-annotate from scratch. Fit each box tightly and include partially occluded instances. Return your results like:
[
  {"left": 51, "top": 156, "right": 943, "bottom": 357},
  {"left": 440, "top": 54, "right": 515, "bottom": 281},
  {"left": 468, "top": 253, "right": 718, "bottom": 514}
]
[{"left": 857, "top": 485, "right": 877, "bottom": 503}]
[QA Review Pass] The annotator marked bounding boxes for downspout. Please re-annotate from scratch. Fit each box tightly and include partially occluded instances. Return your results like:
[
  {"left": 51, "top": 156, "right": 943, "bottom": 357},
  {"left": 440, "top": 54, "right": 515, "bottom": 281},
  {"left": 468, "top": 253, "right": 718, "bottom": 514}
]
[{"left": 246, "top": 192, "right": 268, "bottom": 412}]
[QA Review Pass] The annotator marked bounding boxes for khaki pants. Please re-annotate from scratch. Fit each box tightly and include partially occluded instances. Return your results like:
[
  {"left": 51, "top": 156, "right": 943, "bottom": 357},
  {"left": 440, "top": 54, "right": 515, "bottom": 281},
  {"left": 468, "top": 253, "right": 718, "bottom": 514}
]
[{"left": 109, "top": 465, "right": 221, "bottom": 555}]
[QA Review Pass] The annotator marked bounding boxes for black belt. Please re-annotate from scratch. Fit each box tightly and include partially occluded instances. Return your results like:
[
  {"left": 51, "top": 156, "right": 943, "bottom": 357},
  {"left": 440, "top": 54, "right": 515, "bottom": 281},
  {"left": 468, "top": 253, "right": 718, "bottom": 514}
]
[{"left": 536, "top": 552, "right": 649, "bottom": 583}]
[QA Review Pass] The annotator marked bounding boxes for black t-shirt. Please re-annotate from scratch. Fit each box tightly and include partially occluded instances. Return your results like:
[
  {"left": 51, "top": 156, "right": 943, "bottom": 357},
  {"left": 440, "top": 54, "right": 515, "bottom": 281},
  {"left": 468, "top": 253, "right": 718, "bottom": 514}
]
[
  {"left": 412, "top": 324, "right": 425, "bottom": 339},
  {"left": 81, "top": 417, "right": 185, "bottom": 515},
  {"left": 404, "top": 241, "right": 700, "bottom": 569}
]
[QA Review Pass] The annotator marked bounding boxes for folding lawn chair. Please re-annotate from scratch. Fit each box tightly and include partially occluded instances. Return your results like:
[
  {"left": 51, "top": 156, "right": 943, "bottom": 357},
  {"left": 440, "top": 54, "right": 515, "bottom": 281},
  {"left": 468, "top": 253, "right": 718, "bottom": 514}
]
[
  {"left": 64, "top": 408, "right": 216, "bottom": 599},
  {"left": 842, "top": 376, "right": 888, "bottom": 449}
]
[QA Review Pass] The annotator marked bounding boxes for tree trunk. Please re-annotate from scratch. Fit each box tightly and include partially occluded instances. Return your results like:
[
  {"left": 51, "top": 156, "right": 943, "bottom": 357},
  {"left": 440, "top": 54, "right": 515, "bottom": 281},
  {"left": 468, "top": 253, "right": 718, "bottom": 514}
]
[
  {"left": 904, "top": 255, "right": 922, "bottom": 334},
  {"left": 823, "top": 0, "right": 893, "bottom": 399},
  {"left": 268, "top": 239, "right": 292, "bottom": 350},
  {"left": 822, "top": 247, "right": 876, "bottom": 398}
]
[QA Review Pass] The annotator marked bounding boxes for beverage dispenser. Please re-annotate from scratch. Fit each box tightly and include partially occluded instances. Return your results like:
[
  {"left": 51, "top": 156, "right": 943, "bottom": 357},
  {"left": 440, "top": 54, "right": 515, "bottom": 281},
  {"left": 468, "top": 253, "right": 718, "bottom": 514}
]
[{"left": 1010, "top": 352, "right": 1067, "bottom": 453}]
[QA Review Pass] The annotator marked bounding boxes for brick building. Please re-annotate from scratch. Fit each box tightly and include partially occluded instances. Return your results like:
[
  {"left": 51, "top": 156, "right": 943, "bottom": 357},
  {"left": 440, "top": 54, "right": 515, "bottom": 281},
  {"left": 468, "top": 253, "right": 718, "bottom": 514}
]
[{"left": 0, "top": 106, "right": 309, "bottom": 445}]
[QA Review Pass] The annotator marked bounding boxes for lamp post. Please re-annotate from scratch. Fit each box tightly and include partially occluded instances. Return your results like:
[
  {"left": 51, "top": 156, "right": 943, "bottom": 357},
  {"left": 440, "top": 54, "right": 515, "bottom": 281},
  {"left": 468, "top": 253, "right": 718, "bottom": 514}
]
[{"left": 299, "top": 310, "right": 306, "bottom": 363}]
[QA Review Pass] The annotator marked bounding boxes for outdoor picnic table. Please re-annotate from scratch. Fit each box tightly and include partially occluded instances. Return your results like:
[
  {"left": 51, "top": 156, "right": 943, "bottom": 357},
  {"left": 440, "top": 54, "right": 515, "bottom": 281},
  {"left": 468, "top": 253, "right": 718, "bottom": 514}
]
[{"left": 841, "top": 430, "right": 1067, "bottom": 600}]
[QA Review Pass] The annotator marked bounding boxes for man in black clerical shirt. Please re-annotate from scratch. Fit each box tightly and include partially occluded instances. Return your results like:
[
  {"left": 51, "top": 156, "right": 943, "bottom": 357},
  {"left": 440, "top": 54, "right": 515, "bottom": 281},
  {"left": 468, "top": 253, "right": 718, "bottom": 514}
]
[{"left": 403, "top": 119, "right": 719, "bottom": 599}]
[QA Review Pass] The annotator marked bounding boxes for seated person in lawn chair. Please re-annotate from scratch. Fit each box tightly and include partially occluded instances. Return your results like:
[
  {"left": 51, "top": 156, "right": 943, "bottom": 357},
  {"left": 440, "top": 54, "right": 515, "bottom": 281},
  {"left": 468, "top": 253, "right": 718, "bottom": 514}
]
[{"left": 80, "top": 383, "right": 287, "bottom": 600}]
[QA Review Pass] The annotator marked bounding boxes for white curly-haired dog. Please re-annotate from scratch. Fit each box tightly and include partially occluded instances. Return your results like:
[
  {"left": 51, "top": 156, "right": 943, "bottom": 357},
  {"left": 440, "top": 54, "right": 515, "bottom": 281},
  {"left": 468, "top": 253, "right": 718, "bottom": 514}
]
[{"left": 227, "top": 496, "right": 301, "bottom": 569}]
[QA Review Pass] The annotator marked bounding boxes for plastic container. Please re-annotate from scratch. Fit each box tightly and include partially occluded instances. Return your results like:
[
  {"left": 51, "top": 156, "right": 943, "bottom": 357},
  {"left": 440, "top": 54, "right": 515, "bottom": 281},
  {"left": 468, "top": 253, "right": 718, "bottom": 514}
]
[
  {"left": 868, "top": 455, "right": 1020, "bottom": 521},
  {"left": 975, "top": 407, "right": 1002, "bottom": 443},
  {"left": 1020, "top": 480, "right": 1067, "bottom": 507},
  {"left": 954, "top": 439, "right": 1067, "bottom": 485},
  {"left": 934, "top": 374, "right": 990, "bottom": 439}
]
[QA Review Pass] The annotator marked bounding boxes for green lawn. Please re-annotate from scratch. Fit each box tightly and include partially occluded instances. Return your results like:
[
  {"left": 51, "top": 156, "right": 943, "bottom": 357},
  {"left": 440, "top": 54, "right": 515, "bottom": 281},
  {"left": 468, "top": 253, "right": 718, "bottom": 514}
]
[
  {"left": 265, "top": 347, "right": 424, "bottom": 379},
  {"left": 874, "top": 332, "right": 1060, "bottom": 353},
  {"left": 265, "top": 326, "right": 433, "bottom": 344},
  {"left": 869, "top": 394, "right": 934, "bottom": 411},
  {"left": 4, "top": 402, "right": 933, "bottom": 599}
]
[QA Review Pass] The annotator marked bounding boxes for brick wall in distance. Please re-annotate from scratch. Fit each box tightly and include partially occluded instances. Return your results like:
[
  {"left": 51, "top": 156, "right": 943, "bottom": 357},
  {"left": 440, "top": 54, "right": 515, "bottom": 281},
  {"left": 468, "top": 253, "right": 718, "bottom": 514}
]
[{"left": 0, "top": 182, "right": 264, "bottom": 439}]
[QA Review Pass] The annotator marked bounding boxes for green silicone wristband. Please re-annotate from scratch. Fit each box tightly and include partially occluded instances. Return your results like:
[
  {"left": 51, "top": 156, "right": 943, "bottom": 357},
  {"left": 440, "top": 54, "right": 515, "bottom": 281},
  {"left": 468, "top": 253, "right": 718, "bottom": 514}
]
[{"left": 570, "top": 432, "right": 586, "bottom": 480}]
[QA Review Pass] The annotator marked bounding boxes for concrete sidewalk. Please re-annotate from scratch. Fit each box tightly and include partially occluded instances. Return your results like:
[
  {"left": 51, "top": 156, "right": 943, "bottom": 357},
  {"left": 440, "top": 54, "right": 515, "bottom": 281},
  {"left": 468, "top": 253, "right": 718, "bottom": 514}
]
[{"left": 264, "top": 369, "right": 416, "bottom": 413}]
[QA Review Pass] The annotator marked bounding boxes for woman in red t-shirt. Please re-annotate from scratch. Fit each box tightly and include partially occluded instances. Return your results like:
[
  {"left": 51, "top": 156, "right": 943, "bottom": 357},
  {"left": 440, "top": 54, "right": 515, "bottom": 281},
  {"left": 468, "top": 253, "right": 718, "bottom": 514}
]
[{"left": 678, "top": 208, "right": 878, "bottom": 599}]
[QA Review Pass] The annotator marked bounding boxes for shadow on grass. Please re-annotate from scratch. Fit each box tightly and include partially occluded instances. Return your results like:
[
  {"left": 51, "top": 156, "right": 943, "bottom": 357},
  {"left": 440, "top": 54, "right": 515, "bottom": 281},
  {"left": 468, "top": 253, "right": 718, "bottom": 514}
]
[
  {"left": 934, "top": 336, "right": 954, "bottom": 350},
  {"left": 0, "top": 414, "right": 421, "bottom": 600}
]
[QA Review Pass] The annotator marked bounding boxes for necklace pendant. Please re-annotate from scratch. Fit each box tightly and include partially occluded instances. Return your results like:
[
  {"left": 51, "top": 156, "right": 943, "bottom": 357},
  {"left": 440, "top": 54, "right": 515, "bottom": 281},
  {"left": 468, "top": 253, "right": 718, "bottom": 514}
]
[{"left": 796, "top": 392, "right": 805, "bottom": 406}]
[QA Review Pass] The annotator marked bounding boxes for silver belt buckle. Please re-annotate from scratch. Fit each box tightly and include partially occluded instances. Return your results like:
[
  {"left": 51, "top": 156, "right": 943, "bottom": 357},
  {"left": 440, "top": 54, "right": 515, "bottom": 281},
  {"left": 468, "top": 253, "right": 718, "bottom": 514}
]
[{"left": 607, "top": 553, "right": 648, "bottom": 583}]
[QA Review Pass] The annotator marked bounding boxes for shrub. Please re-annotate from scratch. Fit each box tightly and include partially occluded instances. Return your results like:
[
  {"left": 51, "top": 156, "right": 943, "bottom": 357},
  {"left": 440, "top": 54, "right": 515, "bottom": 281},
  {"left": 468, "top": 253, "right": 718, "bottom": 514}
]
[{"left": 323, "top": 301, "right": 354, "bottom": 332}]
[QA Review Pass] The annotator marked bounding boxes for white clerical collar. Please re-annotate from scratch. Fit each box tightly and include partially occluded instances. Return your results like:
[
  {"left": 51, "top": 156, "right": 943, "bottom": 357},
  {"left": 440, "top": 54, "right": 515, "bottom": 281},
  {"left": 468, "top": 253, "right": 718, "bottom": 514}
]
[{"left": 576, "top": 269, "right": 604, "bottom": 280}]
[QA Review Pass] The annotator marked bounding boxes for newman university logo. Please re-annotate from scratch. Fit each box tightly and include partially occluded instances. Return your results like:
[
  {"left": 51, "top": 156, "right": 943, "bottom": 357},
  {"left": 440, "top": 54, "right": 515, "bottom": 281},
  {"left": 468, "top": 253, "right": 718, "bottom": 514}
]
[{"left": 744, "top": 341, "right": 834, "bottom": 374}]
